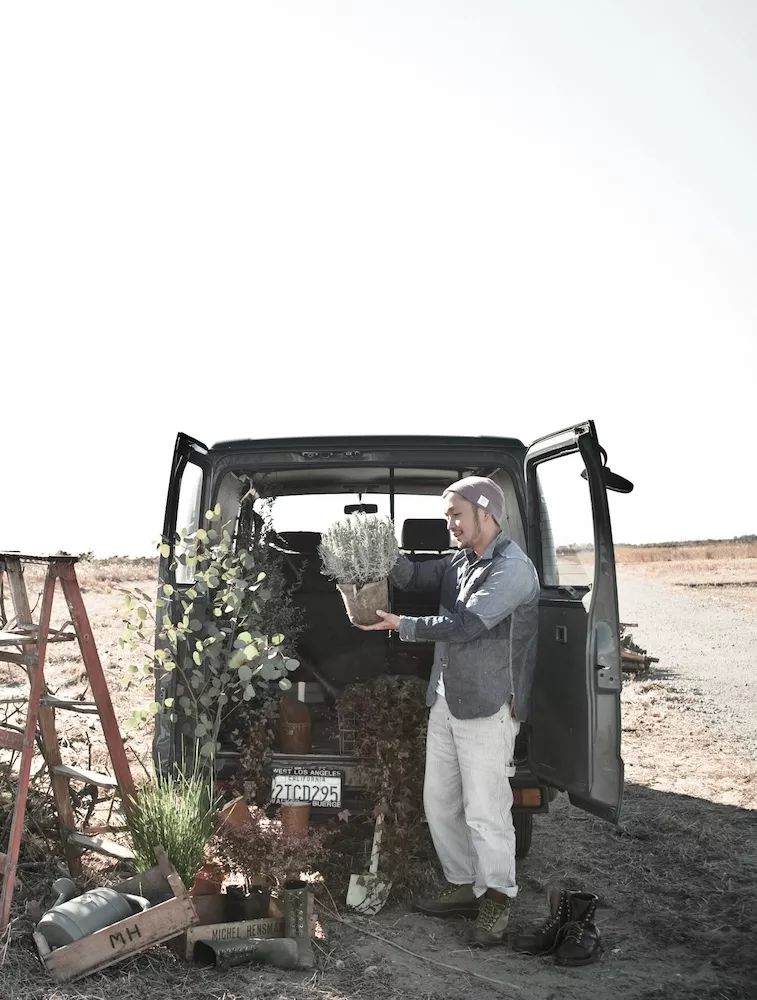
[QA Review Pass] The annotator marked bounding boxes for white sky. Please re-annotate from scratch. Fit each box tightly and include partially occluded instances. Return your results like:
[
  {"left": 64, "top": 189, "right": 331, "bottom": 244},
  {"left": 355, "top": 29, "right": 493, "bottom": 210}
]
[{"left": 2, "top": 1, "right": 755, "bottom": 556}]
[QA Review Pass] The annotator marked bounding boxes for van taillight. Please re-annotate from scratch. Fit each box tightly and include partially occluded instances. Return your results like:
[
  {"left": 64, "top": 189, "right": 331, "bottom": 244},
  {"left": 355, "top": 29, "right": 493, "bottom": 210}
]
[{"left": 513, "top": 788, "right": 542, "bottom": 807}]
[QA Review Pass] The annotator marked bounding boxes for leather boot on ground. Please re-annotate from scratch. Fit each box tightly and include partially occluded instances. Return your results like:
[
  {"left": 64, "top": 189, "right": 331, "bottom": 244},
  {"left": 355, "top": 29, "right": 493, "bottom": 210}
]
[
  {"left": 467, "top": 891, "right": 513, "bottom": 947},
  {"left": 283, "top": 879, "right": 315, "bottom": 970},
  {"left": 554, "top": 892, "right": 601, "bottom": 967},
  {"left": 412, "top": 883, "right": 481, "bottom": 918},
  {"left": 512, "top": 887, "right": 571, "bottom": 955}
]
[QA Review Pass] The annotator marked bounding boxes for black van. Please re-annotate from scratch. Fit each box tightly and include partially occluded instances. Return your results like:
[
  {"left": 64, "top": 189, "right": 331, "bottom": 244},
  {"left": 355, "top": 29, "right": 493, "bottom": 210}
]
[{"left": 154, "top": 422, "right": 632, "bottom": 858}]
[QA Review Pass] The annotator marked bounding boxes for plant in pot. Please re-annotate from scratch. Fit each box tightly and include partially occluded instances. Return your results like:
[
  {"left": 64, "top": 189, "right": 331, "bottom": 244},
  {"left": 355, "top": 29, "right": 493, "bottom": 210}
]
[{"left": 319, "top": 514, "right": 399, "bottom": 626}]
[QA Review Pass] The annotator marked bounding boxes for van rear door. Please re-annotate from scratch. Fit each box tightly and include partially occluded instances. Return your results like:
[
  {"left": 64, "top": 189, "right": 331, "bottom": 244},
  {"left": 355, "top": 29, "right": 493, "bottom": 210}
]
[
  {"left": 154, "top": 432, "right": 209, "bottom": 771},
  {"left": 525, "top": 420, "right": 625, "bottom": 822}
]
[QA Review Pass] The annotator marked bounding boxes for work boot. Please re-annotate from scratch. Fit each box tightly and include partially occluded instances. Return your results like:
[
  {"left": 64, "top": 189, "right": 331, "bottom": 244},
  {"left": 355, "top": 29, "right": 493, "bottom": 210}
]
[
  {"left": 512, "top": 888, "right": 571, "bottom": 955},
  {"left": 283, "top": 879, "right": 314, "bottom": 970},
  {"left": 467, "top": 891, "right": 513, "bottom": 948},
  {"left": 554, "top": 892, "right": 601, "bottom": 967},
  {"left": 194, "top": 936, "right": 299, "bottom": 969},
  {"left": 412, "top": 883, "right": 481, "bottom": 918}
]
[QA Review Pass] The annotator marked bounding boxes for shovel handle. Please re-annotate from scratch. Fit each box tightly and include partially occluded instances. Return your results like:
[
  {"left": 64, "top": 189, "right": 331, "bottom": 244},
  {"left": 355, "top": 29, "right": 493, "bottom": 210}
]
[{"left": 368, "top": 815, "right": 384, "bottom": 875}]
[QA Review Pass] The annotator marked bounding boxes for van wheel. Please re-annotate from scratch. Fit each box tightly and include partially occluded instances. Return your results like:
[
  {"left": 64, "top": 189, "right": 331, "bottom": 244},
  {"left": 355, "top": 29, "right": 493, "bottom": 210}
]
[{"left": 514, "top": 813, "right": 533, "bottom": 859}]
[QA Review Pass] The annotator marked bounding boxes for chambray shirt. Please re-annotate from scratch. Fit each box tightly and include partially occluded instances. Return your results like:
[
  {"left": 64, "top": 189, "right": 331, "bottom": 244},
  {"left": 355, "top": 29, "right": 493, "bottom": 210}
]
[{"left": 390, "top": 534, "right": 540, "bottom": 722}]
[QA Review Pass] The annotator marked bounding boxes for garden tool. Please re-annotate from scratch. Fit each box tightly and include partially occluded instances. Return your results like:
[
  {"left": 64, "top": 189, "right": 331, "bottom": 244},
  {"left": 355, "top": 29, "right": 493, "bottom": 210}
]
[
  {"left": 193, "top": 936, "right": 299, "bottom": 970},
  {"left": 36, "top": 877, "right": 151, "bottom": 949},
  {"left": 283, "top": 879, "right": 314, "bottom": 970},
  {"left": 346, "top": 814, "right": 392, "bottom": 915}
]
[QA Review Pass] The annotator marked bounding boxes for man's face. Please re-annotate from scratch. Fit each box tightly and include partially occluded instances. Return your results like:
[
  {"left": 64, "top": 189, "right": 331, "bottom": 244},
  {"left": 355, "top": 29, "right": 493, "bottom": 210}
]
[{"left": 443, "top": 492, "right": 484, "bottom": 550}]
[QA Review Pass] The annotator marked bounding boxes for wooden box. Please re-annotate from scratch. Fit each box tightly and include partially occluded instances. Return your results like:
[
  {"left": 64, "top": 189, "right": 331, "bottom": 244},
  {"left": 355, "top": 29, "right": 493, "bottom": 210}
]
[
  {"left": 170, "top": 889, "right": 316, "bottom": 962},
  {"left": 33, "top": 849, "right": 199, "bottom": 982}
]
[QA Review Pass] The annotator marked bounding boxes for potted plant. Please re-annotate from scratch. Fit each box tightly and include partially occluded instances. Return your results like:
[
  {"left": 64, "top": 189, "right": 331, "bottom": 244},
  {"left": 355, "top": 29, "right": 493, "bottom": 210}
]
[{"left": 319, "top": 514, "right": 399, "bottom": 626}]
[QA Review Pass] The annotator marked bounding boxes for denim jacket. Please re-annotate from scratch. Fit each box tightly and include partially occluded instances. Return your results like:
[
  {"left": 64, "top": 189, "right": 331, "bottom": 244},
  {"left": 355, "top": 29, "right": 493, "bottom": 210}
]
[{"left": 391, "top": 534, "right": 540, "bottom": 722}]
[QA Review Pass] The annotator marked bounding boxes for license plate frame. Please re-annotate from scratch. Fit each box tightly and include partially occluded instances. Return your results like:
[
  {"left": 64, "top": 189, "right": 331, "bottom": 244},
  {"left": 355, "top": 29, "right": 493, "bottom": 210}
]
[{"left": 271, "top": 766, "right": 343, "bottom": 809}]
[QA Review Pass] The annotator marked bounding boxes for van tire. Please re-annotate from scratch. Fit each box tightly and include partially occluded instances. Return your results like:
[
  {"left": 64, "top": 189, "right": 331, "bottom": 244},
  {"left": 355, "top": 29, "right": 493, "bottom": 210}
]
[{"left": 514, "top": 813, "right": 533, "bottom": 859}]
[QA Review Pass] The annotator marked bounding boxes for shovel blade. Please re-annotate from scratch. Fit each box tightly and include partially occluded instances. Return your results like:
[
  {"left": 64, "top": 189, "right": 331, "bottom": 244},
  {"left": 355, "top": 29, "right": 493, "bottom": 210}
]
[{"left": 346, "top": 874, "right": 392, "bottom": 915}]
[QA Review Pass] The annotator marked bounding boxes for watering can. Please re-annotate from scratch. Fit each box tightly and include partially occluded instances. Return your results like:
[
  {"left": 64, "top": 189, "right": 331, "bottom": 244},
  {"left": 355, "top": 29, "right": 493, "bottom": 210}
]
[{"left": 36, "top": 877, "right": 152, "bottom": 949}]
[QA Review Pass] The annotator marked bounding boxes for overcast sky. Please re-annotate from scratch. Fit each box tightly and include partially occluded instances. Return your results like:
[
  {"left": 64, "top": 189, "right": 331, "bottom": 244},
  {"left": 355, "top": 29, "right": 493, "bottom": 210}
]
[{"left": 2, "top": 1, "right": 755, "bottom": 555}]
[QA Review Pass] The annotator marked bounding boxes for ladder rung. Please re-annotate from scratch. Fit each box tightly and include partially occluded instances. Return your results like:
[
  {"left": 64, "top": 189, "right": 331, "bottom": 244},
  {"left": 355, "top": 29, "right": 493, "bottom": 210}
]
[
  {"left": 66, "top": 831, "right": 135, "bottom": 861},
  {"left": 53, "top": 765, "right": 119, "bottom": 788},
  {"left": 0, "top": 727, "right": 24, "bottom": 753},
  {"left": 41, "top": 695, "right": 99, "bottom": 714}
]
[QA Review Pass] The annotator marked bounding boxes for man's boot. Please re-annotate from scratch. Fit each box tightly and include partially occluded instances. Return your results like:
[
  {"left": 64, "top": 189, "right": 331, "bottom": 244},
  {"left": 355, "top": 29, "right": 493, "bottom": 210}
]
[
  {"left": 194, "top": 937, "right": 299, "bottom": 969},
  {"left": 512, "top": 888, "right": 571, "bottom": 955},
  {"left": 467, "top": 890, "right": 512, "bottom": 948},
  {"left": 554, "top": 892, "right": 601, "bottom": 967},
  {"left": 283, "top": 879, "right": 314, "bottom": 970},
  {"left": 412, "top": 883, "right": 481, "bottom": 918}
]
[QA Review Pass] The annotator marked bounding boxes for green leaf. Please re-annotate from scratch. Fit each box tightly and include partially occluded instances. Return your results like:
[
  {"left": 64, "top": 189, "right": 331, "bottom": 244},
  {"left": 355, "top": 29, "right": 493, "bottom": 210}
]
[
  {"left": 285, "top": 658, "right": 300, "bottom": 671},
  {"left": 278, "top": 677, "right": 293, "bottom": 691},
  {"left": 196, "top": 529, "right": 208, "bottom": 542},
  {"left": 162, "top": 614, "right": 173, "bottom": 629},
  {"left": 257, "top": 571, "right": 267, "bottom": 582},
  {"left": 242, "top": 684, "right": 255, "bottom": 701},
  {"left": 137, "top": 607, "right": 148, "bottom": 620},
  {"left": 159, "top": 543, "right": 171, "bottom": 559},
  {"left": 192, "top": 651, "right": 202, "bottom": 665},
  {"left": 148, "top": 702, "right": 161, "bottom": 714},
  {"left": 244, "top": 644, "right": 259, "bottom": 660},
  {"left": 162, "top": 583, "right": 174, "bottom": 597},
  {"left": 123, "top": 717, "right": 138, "bottom": 731},
  {"left": 238, "top": 664, "right": 252, "bottom": 683},
  {"left": 164, "top": 697, "right": 174, "bottom": 708}
]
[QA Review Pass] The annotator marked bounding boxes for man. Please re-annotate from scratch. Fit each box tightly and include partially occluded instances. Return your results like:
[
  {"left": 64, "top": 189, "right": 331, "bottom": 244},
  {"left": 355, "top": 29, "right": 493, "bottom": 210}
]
[{"left": 358, "top": 476, "right": 540, "bottom": 947}]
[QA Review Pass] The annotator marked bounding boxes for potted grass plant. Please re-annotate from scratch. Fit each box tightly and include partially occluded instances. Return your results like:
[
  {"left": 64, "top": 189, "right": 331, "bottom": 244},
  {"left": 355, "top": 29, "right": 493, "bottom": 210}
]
[{"left": 319, "top": 514, "right": 399, "bottom": 626}]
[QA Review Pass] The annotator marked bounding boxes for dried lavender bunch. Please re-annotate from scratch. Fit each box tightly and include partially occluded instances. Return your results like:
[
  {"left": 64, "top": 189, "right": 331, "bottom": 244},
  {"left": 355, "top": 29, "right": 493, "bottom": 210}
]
[{"left": 319, "top": 514, "right": 399, "bottom": 586}]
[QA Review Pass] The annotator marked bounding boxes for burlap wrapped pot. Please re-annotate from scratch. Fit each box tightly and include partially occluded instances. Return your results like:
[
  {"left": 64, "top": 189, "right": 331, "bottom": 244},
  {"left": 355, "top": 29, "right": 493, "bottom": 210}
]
[{"left": 336, "top": 578, "right": 389, "bottom": 627}]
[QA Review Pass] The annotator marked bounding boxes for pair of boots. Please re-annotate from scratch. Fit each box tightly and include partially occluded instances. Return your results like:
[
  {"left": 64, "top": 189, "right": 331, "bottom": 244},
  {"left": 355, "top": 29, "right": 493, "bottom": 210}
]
[
  {"left": 413, "top": 883, "right": 513, "bottom": 947},
  {"left": 513, "top": 888, "right": 601, "bottom": 966},
  {"left": 194, "top": 880, "right": 314, "bottom": 970}
]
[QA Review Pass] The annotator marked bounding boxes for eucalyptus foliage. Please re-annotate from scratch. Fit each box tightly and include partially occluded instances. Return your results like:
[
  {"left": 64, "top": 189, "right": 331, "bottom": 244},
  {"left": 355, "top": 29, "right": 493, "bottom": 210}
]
[
  {"left": 319, "top": 514, "right": 399, "bottom": 586},
  {"left": 119, "top": 503, "right": 298, "bottom": 761}
]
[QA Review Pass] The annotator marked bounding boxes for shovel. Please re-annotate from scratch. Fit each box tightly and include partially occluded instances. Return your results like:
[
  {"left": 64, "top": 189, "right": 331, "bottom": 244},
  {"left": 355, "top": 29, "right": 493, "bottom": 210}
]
[{"left": 346, "top": 815, "right": 392, "bottom": 915}]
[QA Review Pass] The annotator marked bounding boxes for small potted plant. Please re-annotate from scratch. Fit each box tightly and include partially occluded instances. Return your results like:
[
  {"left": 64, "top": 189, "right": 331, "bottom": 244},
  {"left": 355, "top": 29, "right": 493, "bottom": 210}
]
[{"left": 319, "top": 514, "right": 399, "bottom": 626}]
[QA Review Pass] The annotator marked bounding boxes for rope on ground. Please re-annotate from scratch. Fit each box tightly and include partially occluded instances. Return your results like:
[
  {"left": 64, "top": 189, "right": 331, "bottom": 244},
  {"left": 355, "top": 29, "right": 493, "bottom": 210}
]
[{"left": 322, "top": 907, "right": 522, "bottom": 995}]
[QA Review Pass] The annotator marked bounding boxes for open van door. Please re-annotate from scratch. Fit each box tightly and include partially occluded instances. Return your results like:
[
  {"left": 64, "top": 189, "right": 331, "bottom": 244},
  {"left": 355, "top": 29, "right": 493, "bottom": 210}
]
[
  {"left": 525, "top": 420, "right": 626, "bottom": 823},
  {"left": 153, "top": 432, "right": 209, "bottom": 772}
]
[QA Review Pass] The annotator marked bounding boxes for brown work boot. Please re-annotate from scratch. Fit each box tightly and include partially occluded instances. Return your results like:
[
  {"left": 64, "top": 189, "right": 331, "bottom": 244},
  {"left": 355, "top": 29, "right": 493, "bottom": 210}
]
[
  {"left": 554, "top": 892, "right": 601, "bottom": 967},
  {"left": 512, "top": 888, "right": 571, "bottom": 955},
  {"left": 413, "top": 883, "right": 481, "bottom": 918},
  {"left": 467, "top": 890, "right": 513, "bottom": 947}
]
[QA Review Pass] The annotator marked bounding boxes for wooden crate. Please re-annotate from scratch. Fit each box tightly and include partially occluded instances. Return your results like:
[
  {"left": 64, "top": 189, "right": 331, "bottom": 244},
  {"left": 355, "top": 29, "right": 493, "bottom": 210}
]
[
  {"left": 33, "top": 849, "right": 199, "bottom": 982},
  {"left": 171, "top": 890, "right": 316, "bottom": 962}
]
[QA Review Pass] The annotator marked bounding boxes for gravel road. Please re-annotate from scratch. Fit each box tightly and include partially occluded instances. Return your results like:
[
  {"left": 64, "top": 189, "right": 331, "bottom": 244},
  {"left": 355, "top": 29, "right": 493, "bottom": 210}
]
[{"left": 618, "top": 570, "right": 757, "bottom": 763}]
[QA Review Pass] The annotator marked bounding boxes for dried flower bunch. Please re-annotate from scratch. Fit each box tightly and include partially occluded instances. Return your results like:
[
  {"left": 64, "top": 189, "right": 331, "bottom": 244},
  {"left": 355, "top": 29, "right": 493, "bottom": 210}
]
[{"left": 319, "top": 514, "right": 399, "bottom": 586}]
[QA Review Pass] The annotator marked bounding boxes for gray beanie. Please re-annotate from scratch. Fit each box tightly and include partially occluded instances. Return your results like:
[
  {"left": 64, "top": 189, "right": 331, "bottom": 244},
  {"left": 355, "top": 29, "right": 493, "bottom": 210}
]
[{"left": 443, "top": 476, "right": 505, "bottom": 525}]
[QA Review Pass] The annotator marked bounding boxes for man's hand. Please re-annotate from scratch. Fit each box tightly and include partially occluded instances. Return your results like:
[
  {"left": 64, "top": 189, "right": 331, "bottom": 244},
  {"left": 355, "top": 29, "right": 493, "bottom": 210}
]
[{"left": 356, "top": 610, "right": 401, "bottom": 632}]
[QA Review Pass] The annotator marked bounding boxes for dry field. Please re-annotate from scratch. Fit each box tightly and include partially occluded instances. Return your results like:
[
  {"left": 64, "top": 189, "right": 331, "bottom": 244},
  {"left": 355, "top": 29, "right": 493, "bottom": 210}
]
[{"left": 1, "top": 545, "right": 756, "bottom": 1000}]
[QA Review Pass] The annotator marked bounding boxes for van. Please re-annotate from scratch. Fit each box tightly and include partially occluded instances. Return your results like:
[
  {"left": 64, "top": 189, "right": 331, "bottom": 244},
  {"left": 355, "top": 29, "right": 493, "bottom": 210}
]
[{"left": 153, "top": 421, "right": 632, "bottom": 858}]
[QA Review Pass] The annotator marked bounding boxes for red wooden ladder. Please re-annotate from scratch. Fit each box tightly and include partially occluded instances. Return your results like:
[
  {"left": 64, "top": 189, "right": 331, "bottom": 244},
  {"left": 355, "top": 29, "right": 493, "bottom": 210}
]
[{"left": 0, "top": 553, "right": 137, "bottom": 932}]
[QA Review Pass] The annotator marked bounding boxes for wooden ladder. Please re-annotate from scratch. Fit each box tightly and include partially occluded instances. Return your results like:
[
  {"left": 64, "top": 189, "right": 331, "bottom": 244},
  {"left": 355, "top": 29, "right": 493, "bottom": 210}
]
[{"left": 0, "top": 553, "right": 137, "bottom": 932}]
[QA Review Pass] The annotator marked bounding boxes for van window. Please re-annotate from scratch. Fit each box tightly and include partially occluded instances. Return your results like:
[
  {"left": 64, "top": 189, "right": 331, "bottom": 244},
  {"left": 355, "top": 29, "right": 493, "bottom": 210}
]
[
  {"left": 535, "top": 453, "right": 595, "bottom": 589},
  {"left": 175, "top": 462, "right": 203, "bottom": 585}
]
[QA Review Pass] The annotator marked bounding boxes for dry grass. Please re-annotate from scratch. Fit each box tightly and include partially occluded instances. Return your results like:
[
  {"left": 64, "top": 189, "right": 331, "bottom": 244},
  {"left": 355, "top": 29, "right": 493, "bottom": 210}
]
[
  {"left": 616, "top": 541, "right": 757, "bottom": 564},
  {"left": 616, "top": 541, "right": 757, "bottom": 587}
]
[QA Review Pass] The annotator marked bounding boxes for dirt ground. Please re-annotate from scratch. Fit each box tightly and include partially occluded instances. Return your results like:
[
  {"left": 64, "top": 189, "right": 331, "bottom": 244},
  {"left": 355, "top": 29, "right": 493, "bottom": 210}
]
[{"left": 1, "top": 555, "right": 756, "bottom": 1000}]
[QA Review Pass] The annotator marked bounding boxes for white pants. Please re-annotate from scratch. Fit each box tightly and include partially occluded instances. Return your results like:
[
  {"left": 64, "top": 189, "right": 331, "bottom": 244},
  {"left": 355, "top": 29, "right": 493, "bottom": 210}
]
[{"left": 424, "top": 696, "right": 521, "bottom": 899}]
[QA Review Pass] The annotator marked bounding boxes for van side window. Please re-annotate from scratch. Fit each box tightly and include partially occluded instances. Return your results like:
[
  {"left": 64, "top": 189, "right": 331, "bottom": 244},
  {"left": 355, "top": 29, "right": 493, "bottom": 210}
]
[
  {"left": 535, "top": 453, "right": 595, "bottom": 589},
  {"left": 175, "top": 463, "right": 203, "bottom": 585}
]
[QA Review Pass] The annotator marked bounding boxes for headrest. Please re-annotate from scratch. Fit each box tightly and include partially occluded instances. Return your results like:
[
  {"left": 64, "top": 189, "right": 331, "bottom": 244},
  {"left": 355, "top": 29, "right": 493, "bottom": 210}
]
[
  {"left": 401, "top": 519, "right": 451, "bottom": 552},
  {"left": 275, "top": 531, "right": 322, "bottom": 556}
]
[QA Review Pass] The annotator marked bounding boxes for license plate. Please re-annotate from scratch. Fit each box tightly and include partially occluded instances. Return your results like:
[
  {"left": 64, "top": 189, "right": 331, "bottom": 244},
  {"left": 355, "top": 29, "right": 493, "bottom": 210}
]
[{"left": 271, "top": 766, "right": 343, "bottom": 808}]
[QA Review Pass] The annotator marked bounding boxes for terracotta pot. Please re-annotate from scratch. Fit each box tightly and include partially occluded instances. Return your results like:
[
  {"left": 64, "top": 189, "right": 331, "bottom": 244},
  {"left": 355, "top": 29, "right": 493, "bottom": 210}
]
[
  {"left": 337, "top": 578, "right": 389, "bottom": 626},
  {"left": 278, "top": 700, "right": 312, "bottom": 754},
  {"left": 279, "top": 803, "right": 311, "bottom": 838},
  {"left": 189, "top": 862, "right": 224, "bottom": 897},
  {"left": 216, "top": 795, "right": 252, "bottom": 831}
]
